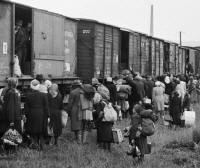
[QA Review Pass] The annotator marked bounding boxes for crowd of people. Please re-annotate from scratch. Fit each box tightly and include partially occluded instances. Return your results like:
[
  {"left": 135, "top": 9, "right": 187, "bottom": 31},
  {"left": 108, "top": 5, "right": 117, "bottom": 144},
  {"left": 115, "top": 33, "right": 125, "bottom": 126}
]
[{"left": 0, "top": 71, "right": 198, "bottom": 162}]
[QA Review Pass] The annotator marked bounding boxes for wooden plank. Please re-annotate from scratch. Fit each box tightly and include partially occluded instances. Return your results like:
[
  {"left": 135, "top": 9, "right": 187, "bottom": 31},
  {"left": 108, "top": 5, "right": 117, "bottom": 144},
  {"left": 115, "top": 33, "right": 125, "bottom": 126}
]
[{"left": 0, "top": 3, "right": 11, "bottom": 82}]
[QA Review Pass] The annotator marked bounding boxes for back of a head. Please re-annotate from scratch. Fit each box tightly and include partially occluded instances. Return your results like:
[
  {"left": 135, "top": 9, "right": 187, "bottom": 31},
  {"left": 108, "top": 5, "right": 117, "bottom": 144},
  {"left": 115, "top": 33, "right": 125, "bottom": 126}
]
[{"left": 7, "top": 77, "right": 18, "bottom": 89}]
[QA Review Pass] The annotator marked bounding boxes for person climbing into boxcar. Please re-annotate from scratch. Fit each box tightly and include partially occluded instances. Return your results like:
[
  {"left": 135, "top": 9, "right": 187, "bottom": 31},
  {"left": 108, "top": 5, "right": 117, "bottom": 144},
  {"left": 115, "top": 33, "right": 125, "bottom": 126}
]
[
  {"left": 105, "top": 77, "right": 117, "bottom": 105},
  {"left": 2, "top": 78, "right": 22, "bottom": 135},
  {"left": 48, "top": 84, "right": 63, "bottom": 146},
  {"left": 24, "top": 79, "right": 49, "bottom": 150},
  {"left": 152, "top": 81, "right": 165, "bottom": 124},
  {"left": 67, "top": 84, "right": 95, "bottom": 144},
  {"left": 125, "top": 72, "right": 145, "bottom": 115},
  {"left": 15, "top": 20, "right": 26, "bottom": 74},
  {"left": 144, "top": 75, "right": 154, "bottom": 101}
]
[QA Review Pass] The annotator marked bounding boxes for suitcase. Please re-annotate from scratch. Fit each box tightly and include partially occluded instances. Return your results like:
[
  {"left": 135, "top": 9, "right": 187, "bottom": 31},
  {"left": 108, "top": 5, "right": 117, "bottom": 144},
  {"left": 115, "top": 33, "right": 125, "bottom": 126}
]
[
  {"left": 112, "top": 128, "right": 123, "bottom": 143},
  {"left": 181, "top": 111, "right": 195, "bottom": 127}
]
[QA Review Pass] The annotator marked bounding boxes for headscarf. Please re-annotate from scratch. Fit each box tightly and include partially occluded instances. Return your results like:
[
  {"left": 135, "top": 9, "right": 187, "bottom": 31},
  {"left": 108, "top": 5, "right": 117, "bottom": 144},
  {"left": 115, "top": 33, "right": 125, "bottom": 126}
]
[{"left": 30, "top": 79, "right": 40, "bottom": 91}]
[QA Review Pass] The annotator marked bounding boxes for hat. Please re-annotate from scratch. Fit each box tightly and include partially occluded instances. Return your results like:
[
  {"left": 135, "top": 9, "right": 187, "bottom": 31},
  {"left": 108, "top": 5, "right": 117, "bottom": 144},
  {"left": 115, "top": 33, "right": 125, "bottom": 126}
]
[
  {"left": 106, "top": 77, "right": 112, "bottom": 82},
  {"left": 44, "top": 80, "right": 52, "bottom": 89},
  {"left": 16, "top": 20, "right": 23, "bottom": 26},
  {"left": 155, "top": 81, "right": 161, "bottom": 87},
  {"left": 73, "top": 79, "right": 82, "bottom": 86},
  {"left": 92, "top": 78, "right": 100, "bottom": 85},
  {"left": 50, "top": 83, "right": 58, "bottom": 92},
  {"left": 30, "top": 79, "right": 40, "bottom": 90}
]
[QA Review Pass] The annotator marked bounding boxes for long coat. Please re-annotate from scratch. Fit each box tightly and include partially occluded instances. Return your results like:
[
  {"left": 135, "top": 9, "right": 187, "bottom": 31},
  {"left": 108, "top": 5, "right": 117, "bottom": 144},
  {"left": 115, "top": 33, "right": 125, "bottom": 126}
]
[
  {"left": 48, "top": 93, "right": 63, "bottom": 137},
  {"left": 0, "top": 88, "right": 22, "bottom": 135},
  {"left": 152, "top": 86, "right": 165, "bottom": 111},
  {"left": 25, "top": 90, "right": 49, "bottom": 135},
  {"left": 67, "top": 87, "right": 83, "bottom": 131}
]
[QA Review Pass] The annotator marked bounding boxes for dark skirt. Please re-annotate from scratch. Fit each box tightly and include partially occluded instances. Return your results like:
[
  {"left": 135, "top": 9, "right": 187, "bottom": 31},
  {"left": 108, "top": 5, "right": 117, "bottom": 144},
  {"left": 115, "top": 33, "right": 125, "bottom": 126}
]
[
  {"left": 97, "top": 121, "right": 113, "bottom": 143},
  {"left": 50, "top": 110, "right": 62, "bottom": 137}
]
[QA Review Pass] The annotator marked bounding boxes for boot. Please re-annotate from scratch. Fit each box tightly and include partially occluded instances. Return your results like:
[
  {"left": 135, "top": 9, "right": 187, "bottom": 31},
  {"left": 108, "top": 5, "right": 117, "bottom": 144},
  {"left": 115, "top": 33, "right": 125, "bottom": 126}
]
[
  {"left": 82, "top": 130, "right": 88, "bottom": 145},
  {"left": 77, "top": 131, "right": 82, "bottom": 144}
]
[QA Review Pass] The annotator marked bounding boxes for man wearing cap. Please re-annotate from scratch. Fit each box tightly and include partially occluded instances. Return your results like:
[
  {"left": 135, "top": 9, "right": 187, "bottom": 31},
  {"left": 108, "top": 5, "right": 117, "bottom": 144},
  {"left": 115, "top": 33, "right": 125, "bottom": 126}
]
[{"left": 15, "top": 20, "right": 26, "bottom": 74}]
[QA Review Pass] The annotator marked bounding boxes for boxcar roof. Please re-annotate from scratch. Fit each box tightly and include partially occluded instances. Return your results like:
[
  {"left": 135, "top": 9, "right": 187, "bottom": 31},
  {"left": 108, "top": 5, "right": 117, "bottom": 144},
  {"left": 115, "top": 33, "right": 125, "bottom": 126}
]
[
  {"left": 77, "top": 18, "right": 121, "bottom": 29},
  {"left": 2, "top": 0, "right": 77, "bottom": 21}
]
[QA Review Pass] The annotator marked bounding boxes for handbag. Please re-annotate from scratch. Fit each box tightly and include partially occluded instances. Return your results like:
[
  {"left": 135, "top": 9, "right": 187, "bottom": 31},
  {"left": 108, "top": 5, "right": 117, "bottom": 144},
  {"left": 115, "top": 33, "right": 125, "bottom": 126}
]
[
  {"left": 61, "top": 110, "right": 68, "bottom": 128},
  {"left": 47, "top": 124, "right": 54, "bottom": 136},
  {"left": 103, "top": 103, "right": 117, "bottom": 122}
]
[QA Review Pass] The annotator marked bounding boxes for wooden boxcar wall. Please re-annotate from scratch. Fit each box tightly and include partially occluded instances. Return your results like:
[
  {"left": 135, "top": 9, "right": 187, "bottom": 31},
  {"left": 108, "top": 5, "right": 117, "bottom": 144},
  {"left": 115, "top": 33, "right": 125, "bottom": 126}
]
[
  {"left": 77, "top": 21, "right": 94, "bottom": 82},
  {"left": 189, "top": 48, "right": 196, "bottom": 74},
  {"left": 195, "top": 50, "right": 200, "bottom": 74},
  {"left": 149, "top": 38, "right": 164, "bottom": 76},
  {"left": 129, "top": 32, "right": 140, "bottom": 73},
  {"left": 94, "top": 24, "right": 120, "bottom": 78},
  {"left": 77, "top": 20, "right": 120, "bottom": 81},
  {"left": 163, "top": 42, "right": 170, "bottom": 74},
  {"left": 33, "top": 9, "right": 77, "bottom": 77},
  {"left": 0, "top": 2, "right": 12, "bottom": 85},
  {"left": 169, "top": 43, "right": 176, "bottom": 74},
  {"left": 140, "top": 35, "right": 150, "bottom": 75}
]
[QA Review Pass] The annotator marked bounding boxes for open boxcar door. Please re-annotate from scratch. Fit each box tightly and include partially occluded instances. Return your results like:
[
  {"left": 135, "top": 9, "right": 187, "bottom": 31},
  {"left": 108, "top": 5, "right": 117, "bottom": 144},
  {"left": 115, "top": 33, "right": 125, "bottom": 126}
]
[
  {"left": 0, "top": 2, "right": 14, "bottom": 85},
  {"left": 33, "top": 9, "right": 65, "bottom": 78}
]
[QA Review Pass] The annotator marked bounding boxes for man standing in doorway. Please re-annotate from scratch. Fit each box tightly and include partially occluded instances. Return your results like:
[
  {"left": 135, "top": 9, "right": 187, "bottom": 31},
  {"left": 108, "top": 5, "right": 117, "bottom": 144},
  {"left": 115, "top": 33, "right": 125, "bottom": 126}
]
[{"left": 15, "top": 20, "right": 26, "bottom": 74}]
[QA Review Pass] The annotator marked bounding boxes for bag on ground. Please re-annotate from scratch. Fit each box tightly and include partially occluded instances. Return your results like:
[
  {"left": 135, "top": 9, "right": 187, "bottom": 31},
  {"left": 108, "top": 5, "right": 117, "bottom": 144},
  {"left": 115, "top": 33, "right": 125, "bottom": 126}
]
[
  {"left": 112, "top": 128, "right": 123, "bottom": 143},
  {"left": 181, "top": 110, "right": 195, "bottom": 127},
  {"left": 1, "top": 128, "right": 22, "bottom": 146},
  {"left": 103, "top": 103, "right": 117, "bottom": 122},
  {"left": 141, "top": 118, "right": 155, "bottom": 136},
  {"left": 61, "top": 110, "right": 68, "bottom": 128}
]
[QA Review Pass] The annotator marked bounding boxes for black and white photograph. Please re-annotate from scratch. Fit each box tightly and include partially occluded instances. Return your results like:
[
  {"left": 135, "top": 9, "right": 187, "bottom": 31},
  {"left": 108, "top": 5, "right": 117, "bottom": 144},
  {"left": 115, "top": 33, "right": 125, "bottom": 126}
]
[{"left": 0, "top": 0, "right": 200, "bottom": 167}]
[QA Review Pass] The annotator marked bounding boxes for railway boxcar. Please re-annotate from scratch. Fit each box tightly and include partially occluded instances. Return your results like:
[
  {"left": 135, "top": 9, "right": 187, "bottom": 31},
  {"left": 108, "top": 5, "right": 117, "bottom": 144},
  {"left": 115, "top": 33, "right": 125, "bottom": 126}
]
[
  {"left": 120, "top": 29, "right": 150, "bottom": 75},
  {"left": 149, "top": 37, "right": 164, "bottom": 76},
  {"left": 0, "top": 0, "right": 78, "bottom": 86},
  {"left": 77, "top": 19, "right": 120, "bottom": 82}
]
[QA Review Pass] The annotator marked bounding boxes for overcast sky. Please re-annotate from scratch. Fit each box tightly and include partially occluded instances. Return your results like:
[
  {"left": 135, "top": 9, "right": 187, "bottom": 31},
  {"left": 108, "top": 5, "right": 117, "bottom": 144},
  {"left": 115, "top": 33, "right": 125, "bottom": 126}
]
[{"left": 14, "top": 0, "right": 200, "bottom": 46}]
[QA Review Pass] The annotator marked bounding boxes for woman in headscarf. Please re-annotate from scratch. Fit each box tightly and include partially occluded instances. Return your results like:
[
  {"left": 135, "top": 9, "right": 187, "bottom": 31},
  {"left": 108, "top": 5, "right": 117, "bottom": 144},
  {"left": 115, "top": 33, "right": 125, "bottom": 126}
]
[
  {"left": 152, "top": 81, "right": 165, "bottom": 124},
  {"left": 48, "top": 84, "right": 63, "bottom": 145},
  {"left": 25, "top": 79, "right": 49, "bottom": 150},
  {"left": 2, "top": 77, "right": 22, "bottom": 135}
]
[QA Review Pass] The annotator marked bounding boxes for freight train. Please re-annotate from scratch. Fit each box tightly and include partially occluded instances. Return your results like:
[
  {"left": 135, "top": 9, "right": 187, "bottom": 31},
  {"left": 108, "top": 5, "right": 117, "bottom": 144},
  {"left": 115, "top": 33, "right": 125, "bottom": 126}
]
[{"left": 0, "top": 0, "right": 200, "bottom": 88}]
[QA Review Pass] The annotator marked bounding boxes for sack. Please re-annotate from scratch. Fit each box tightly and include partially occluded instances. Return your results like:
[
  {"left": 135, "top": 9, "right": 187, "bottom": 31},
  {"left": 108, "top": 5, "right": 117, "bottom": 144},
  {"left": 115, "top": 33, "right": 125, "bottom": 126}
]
[
  {"left": 1, "top": 128, "right": 22, "bottom": 145},
  {"left": 83, "top": 109, "right": 93, "bottom": 121},
  {"left": 141, "top": 118, "right": 155, "bottom": 136},
  {"left": 93, "top": 92, "right": 102, "bottom": 104},
  {"left": 112, "top": 128, "right": 123, "bottom": 143},
  {"left": 14, "top": 55, "right": 22, "bottom": 77},
  {"left": 181, "top": 111, "right": 195, "bottom": 127},
  {"left": 47, "top": 125, "right": 54, "bottom": 136},
  {"left": 61, "top": 110, "right": 68, "bottom": 128},
  {"left": 97, "top": 85, "right": 110, "bottom": 100},
  {"left": 103, "top": 103, "right": 117, "bottom": 122}
]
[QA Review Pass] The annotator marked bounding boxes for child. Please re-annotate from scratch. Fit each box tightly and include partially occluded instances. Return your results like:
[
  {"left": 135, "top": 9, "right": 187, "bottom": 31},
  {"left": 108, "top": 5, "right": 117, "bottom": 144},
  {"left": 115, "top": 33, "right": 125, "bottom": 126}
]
[
  {"left": 126, "top": 102, "right": 157, "bottom": 162},
  {"left": 48, "top": 84, "right": 63, "bottom": 145}
]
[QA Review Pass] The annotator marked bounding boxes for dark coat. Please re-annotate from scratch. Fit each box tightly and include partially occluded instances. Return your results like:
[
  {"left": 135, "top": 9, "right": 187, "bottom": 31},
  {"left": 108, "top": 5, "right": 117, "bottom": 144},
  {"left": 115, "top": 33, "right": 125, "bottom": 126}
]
[
  {"left": 95, "top": 101, "right": 113, "bottom": 143},
  {"left": 144, "top": 80, "right": 154, "bottom": 99},
  {"left": 48, "top": 93, "right": 63, "bottom": 137},
  {"left": 126, "top": 78, "right": 145, "bottom": 114},
  {"left": 0, "top": 88, "right": 22, "bottom": 135},
  {"left": 25, "top": 90, "right": 49, "bottom": 135},
  {"left": 169, "top": 93, "right": 182, "bottom": 125},
  {"left": 105, "top": 82, "right": 117, "bottom": 104},
  {"left": 67, "top": 87, "right": 83, "bottom": 131}
]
